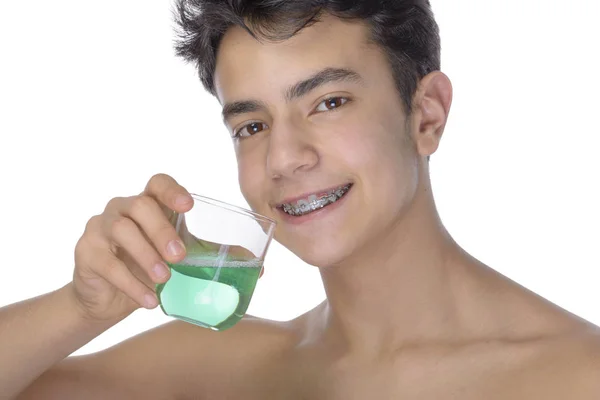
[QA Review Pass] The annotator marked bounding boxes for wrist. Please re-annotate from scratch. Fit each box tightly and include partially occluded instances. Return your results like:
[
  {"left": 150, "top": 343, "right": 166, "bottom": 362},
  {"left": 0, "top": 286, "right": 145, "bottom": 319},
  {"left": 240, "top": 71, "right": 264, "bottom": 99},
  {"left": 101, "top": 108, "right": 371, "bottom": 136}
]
[{"left": 58, "top": 283, "right": 121, "bottom": 332}]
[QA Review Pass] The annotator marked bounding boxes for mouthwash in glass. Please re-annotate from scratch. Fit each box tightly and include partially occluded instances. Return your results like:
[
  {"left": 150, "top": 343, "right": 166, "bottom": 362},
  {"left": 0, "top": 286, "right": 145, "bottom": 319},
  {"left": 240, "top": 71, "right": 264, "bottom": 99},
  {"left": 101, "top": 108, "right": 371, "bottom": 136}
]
[{"left": 156, "top": 255, "right": 262, "bottom": 331}]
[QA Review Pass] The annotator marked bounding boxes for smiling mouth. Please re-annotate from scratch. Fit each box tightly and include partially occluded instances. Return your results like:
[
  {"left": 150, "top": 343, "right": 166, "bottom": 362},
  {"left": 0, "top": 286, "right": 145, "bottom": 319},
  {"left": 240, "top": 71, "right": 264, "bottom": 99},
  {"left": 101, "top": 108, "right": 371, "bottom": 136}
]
[{"left": 278, "top": 184, "right": 353, "bottom": 217}]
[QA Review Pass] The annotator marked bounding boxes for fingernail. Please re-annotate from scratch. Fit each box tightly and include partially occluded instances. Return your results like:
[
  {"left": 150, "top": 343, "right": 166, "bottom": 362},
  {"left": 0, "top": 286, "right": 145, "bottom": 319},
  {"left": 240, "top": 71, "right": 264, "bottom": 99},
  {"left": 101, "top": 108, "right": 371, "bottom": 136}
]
[
  {"left": 144, "top": 294, "right": 158, "bottom": 309},
  {"left": 168, "top": 240, "right": 185, "bottom": 256},
  {"left": 175, "top": 195, "right": 192, "bottom": 206},
  {"left": 153, "top": 262, "right": 169, "bottom": 279}
]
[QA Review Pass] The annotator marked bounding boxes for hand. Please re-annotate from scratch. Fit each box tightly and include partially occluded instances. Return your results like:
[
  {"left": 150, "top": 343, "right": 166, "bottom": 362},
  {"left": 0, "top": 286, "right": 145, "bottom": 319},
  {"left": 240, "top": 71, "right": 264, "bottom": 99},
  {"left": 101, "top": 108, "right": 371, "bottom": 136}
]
[{"left": 70, "top": 174, "right": 193, "bottom": 323}]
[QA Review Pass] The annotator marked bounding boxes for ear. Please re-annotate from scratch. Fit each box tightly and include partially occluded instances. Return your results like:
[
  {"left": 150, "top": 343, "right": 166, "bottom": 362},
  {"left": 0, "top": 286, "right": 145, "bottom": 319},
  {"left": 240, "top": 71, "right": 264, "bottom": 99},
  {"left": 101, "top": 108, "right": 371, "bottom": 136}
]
[{"left": 410, "top": 71, "right": 453, "bottom": 158}]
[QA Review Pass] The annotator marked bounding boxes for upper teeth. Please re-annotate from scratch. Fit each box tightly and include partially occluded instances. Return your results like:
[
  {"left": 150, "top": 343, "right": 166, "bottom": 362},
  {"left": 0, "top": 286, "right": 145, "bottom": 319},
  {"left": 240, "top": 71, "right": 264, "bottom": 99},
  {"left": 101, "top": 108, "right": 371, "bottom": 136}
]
[{"left": 281, "top": 184, "right": 351, "bottom": 216}]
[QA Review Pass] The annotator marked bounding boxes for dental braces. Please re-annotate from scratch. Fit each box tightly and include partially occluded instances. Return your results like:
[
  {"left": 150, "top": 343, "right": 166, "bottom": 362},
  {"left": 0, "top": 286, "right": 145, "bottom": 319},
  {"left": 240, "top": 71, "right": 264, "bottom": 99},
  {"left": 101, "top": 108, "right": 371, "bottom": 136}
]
[
  {"left": 281, "top": 184, "right": 352, "bottom": 216},
  {"left": 283, "top": 194, "right": 338, "bottom": 215}
]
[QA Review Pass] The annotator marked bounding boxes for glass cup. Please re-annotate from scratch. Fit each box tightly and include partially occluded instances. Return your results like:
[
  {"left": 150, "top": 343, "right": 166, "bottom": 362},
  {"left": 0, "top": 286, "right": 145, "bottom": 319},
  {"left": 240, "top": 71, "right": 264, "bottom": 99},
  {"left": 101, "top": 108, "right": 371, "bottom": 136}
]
[{"left": 156, "top": 194, "right": 276, "bottom": 331}]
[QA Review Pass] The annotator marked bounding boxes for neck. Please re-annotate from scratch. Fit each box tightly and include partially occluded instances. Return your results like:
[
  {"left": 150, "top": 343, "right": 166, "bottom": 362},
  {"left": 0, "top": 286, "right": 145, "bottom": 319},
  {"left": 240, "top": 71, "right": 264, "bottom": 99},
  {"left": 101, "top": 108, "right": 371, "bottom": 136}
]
[{"left": 317, "top": 174, "right": 488, "bottom": 356}]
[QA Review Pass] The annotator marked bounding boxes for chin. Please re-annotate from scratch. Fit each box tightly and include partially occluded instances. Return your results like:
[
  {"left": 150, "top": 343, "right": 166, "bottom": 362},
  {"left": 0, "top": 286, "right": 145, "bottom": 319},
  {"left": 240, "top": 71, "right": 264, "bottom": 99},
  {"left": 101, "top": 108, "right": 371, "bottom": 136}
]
[{"left": 279, "top": 233, "right": 355, "bottom": 268}]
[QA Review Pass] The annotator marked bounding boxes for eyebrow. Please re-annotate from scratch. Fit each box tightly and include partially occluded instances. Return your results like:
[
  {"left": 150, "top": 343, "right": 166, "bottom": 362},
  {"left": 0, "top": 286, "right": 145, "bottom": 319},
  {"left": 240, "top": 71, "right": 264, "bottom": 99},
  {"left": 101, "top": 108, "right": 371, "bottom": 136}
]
[{"left": 221, "top": 67, "right": 363, "bottom": 122}]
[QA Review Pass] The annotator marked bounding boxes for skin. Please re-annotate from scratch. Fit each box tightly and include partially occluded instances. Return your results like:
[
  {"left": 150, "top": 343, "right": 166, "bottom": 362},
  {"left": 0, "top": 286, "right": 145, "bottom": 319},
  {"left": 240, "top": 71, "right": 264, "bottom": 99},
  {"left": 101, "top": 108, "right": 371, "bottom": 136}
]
[{"left": 1, "top": 13, "right": 599, "bottom": 400}]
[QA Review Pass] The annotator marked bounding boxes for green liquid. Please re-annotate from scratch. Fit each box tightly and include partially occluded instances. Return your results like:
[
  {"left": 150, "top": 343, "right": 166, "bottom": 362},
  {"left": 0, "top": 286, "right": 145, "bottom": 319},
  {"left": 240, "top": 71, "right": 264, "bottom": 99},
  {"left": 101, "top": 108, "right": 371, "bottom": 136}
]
[{"left": 156, "top": 258, "right": 261, "bottom": 331}]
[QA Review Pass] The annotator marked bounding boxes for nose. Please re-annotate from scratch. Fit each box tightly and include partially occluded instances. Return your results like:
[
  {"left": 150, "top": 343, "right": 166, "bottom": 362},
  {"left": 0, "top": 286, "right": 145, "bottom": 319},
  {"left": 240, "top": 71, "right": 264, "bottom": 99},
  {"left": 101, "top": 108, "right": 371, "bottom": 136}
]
[{"left": 266, "top": 121, "right": 318, "bottom": 179}]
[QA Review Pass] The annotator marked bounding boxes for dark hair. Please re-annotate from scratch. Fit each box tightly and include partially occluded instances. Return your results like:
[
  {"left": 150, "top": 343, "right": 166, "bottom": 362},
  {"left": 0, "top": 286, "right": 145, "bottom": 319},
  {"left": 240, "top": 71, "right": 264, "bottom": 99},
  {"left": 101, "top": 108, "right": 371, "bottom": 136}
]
[{"left": 174, "top": 0, "right": 440, "bottom": 115}]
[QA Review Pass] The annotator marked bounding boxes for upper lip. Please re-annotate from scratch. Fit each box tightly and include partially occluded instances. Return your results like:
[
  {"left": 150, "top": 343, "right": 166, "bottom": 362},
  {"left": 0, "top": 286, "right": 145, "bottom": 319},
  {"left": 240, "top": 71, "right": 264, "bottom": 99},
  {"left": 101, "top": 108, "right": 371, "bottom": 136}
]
[{"left": 274, "top": 183, "right": 352, "bottom": 208}]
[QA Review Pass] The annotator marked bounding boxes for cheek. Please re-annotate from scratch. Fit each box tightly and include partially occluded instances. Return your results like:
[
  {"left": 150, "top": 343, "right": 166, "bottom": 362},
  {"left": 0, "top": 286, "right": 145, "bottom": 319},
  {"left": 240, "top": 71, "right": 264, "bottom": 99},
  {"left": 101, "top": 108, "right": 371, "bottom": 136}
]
[
  {"left": 236, "top": 151, "right": 266, "bottom": 209},
  {"left": 335, "top": 123, "right": 403, "bottom": 177},
  {"left": 340, "top": 121, "right": 417, "bottom": 205}
]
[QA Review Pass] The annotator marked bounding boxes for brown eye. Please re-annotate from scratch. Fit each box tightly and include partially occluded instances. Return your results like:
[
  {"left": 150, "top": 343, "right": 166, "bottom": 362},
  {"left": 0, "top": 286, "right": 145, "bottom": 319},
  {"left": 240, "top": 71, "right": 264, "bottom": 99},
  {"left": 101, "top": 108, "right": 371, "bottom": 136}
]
[
  {"left": 315, "top": 97, "right": 349, "bottom": 112},
  {"left": 234, "top": 122, "right": 268, "bottom": 138}
]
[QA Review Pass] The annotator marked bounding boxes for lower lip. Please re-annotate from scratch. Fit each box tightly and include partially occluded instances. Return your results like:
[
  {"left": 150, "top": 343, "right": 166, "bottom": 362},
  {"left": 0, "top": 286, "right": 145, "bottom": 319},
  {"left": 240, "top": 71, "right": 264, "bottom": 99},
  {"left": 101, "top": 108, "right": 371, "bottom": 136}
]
[{"left": 276, "top": 185, "right": 353, "bottom": 225}]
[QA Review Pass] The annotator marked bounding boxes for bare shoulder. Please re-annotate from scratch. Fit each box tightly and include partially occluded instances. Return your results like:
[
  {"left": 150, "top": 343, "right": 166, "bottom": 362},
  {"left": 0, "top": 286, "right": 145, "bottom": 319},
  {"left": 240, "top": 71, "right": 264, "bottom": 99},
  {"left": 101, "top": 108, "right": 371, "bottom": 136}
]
[
  {"left": 510, "top": 328, "right": 600, "bottom": 399},
  {"left": 23, "top": 315, "right": 301, "bottom": 400},
  {"left": 547, "top": 329, "right": 600, "bottom": 388},
  {"left": 102, "top": 314, "right": 301, "bottom": 397}
]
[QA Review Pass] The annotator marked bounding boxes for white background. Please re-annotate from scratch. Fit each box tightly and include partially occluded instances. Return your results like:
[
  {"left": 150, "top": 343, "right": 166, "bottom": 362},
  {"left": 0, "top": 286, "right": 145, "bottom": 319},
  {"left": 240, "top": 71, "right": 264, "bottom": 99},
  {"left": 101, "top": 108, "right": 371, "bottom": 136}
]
[{"left": 0, "top": 1, "right": 598, "bottom": 356}]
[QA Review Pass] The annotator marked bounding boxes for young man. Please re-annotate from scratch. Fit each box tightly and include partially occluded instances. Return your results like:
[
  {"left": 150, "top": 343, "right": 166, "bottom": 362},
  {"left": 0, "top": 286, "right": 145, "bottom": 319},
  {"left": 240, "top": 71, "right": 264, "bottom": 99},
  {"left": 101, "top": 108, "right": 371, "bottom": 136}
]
[{"left": 2, "top": 1, "right": 599, "bottom": 398}]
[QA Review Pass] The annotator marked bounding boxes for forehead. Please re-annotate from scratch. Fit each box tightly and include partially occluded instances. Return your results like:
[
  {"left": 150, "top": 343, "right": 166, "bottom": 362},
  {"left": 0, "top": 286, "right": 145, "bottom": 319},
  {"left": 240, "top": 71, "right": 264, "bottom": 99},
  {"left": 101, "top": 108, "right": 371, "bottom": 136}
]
[{"left": 214, "top": 15, "right": 383, "bottom": 104}]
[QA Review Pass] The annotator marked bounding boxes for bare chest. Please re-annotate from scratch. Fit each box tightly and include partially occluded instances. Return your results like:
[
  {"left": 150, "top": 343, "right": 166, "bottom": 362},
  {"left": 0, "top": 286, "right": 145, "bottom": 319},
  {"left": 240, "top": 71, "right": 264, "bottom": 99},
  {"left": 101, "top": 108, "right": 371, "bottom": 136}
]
[
  {"left": 191, "top": 333, "right": 596, "bottom": 400},
  {"left": 263, "top": 365, "right": 577, "bottom": 400},
  {"left": 243, "top": 346, "right": 583, "bottom": 400}
]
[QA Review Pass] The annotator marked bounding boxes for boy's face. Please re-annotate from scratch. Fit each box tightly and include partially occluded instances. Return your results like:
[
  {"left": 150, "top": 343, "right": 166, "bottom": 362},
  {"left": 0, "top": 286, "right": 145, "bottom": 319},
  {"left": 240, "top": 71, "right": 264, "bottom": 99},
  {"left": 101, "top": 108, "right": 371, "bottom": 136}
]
[{"left": 214, "top": 15, "right": 422, "bottom": 267}]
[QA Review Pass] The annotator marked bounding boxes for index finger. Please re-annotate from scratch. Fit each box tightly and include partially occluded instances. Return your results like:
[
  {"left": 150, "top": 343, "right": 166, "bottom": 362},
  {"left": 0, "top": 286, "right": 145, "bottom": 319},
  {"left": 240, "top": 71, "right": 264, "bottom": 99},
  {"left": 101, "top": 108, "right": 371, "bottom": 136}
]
[{"left": 143, "top": 173, "right": 193, "bottom": 214}]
